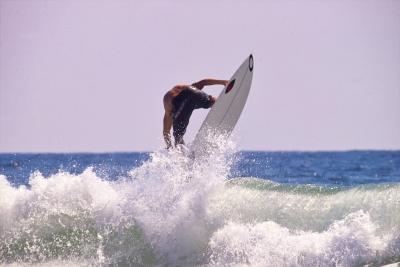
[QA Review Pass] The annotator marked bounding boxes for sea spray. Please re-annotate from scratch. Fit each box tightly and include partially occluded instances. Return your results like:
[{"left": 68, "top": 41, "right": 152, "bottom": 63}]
[{"left": 122, "top": 134, "right": 237, "bottom": 265}]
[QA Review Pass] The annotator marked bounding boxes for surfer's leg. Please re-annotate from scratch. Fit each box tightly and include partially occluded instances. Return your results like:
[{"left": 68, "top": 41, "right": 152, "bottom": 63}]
[
  {"left": 173, "top": 117, "right": 190, "bottom": 146},
  {"left": 175, "top": 136, "right": 185, "bottom": 146},
  {"left": 173, "top": 124, "right": 186, "bottom": 146}
]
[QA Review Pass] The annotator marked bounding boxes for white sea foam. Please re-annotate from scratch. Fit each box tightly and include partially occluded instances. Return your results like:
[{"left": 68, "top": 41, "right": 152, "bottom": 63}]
[
  {"left": 208, "top": 211, "right": 390, "bottom": 266},
  {"left": 0, "top": 141, "right": 399, "bottom": 266}
]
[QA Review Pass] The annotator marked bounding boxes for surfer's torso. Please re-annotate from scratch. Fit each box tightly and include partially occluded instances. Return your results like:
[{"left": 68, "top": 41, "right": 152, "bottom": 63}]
[
  {"left": 166, "top": 86, "right": 213, "bottom": 144},
  {"left": 163, "top": 79, "right": 227, "bottom": 149}
]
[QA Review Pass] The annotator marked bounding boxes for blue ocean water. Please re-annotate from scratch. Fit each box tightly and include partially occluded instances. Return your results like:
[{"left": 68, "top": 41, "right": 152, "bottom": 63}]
[
  {"left": 1, "top": 149, "right": 400, "bottom": 266},
  {"left": 2, "top": 151, "right": 399, "bottom": 187}
]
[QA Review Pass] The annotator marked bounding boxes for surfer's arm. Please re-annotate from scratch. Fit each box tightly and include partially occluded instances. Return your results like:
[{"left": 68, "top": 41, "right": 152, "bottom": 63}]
[
  {"left": 163, "top": 93, "right": 174, "bottom": 149},
  {"left": 192, "top": 79, "right": 229, "bottom": 90},
  {"left": 163, "top": 112, "right": 173, "bottom": 149}
]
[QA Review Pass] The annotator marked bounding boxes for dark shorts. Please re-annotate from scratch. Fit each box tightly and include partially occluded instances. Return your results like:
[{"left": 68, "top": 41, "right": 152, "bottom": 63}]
[{"left": 172, "top": 88, "right": 213, "bottom": 144}]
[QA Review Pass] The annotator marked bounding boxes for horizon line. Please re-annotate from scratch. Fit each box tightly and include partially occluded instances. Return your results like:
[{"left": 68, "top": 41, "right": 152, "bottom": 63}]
[{"left": 0, "top": 149, "right": 399, "bottom": 155}]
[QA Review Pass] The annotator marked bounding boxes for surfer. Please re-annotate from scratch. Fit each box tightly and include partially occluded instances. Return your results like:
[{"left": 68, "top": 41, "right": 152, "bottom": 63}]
[{"left": 163, "top": 79, "right": 229, "bottom": 149}]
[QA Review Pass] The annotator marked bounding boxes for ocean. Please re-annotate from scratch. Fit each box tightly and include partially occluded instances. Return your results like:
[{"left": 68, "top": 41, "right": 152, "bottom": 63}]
[{"left": 1, "top": 145, "right": 399, "bottom": 266}]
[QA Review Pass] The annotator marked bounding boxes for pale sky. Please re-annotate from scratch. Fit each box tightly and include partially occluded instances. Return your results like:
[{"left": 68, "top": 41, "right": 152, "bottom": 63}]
[{"left": 1, "top": 0, "right": 399, "bottom": 152}]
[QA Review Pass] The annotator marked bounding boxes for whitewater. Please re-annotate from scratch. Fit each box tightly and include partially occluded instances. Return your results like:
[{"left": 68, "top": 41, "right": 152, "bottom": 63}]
[{"left": 1, "top": 141, "right": 399, "bottom": 266}]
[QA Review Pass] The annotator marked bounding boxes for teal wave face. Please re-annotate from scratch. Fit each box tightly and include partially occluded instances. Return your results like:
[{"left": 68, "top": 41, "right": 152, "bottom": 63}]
[
  {"left": 1, "top": 221, "right": 155, "bottom": 266},
  {"left": 219, "top": 177, "right": 400, "bottom": 232},
  {"left": 228, "top": 176, "right": 400, "bottom": 194}
]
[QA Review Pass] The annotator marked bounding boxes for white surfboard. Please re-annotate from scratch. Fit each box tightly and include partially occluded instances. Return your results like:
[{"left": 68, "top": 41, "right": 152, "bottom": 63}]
[{"left": 191, "top": 54, "right": 254, "bottom": 154}]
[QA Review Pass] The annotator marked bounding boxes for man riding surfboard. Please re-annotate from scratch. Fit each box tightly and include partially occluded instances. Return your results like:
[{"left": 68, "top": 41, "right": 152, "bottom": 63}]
[{"left": 163, "top": 79, "right": 228, "bottom": 149}]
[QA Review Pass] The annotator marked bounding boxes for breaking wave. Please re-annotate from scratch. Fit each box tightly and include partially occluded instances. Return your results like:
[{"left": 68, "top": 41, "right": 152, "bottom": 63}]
[{"left": 1, "top": 140, "right": 399, "bottom": 266}]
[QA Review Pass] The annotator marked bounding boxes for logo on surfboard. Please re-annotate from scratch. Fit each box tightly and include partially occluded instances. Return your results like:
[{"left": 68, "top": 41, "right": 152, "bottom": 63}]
[
  {"left": 225, "top": 79, "right": 235, "bottom": 94},
  {"left": 249, "top": 54, "right": 254, "bottom": 71}
]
